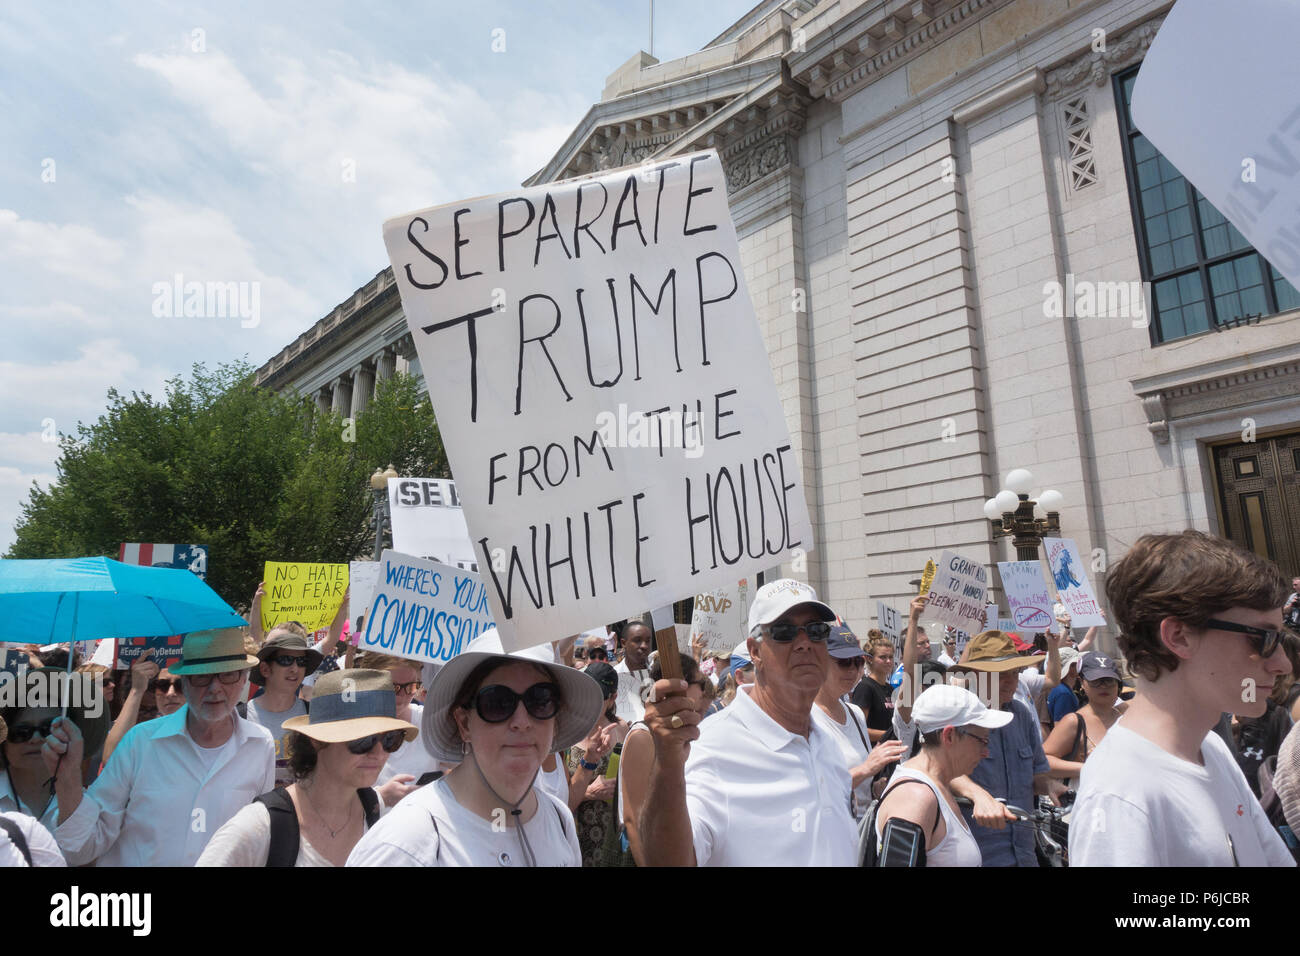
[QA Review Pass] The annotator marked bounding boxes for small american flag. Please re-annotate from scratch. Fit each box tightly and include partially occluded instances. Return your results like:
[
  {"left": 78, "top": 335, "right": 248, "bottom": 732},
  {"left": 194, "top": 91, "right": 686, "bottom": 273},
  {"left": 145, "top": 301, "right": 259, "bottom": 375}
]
[{"left": 119, "top": 543, "right": 208, "bottom": 580}]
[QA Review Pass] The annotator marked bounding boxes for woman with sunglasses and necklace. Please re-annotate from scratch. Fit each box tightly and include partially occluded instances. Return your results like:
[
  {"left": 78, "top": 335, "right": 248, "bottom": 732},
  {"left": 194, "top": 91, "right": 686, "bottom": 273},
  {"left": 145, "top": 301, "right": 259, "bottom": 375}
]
[
  {"left": 348, "top": 628, "right": 603, "bottom": 866},
  {"left": 198, "top": 669, "right": 415, "bottom": 866},
  {"left": 812, "top": 625, "right": 907, "bottom": 816}
]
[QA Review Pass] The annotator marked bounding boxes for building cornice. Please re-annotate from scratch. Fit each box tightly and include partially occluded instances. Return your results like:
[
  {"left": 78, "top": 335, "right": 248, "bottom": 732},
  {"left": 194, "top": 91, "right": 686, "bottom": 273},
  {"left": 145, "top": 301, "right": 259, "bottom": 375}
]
[
  {"left": 1043, "top": 13, "right": 1165, "bottom": 99},
  {"left": 788, "top": 0, "right": 1002, "bottom": 104}
]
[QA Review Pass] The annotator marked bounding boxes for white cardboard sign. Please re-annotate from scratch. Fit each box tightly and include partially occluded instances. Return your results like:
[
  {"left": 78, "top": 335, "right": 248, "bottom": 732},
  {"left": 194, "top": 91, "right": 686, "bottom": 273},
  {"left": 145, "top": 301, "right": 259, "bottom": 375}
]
[
  {"left": 876, "top": 600, "right": 903, "bottom": 652},
  {"left": 1132, "top": 0, "right": 1300, "bottom": 294},
  {"left": 387, "top": 477, "right": 478, "bottom": 570},
  {"left": 361, "top": 550, "right": 495, "bottom": 665},
  {"left": 922, "top": 550, "right": 988, "bottom": 632},
  {"left": 997, "top": 561, "right": 1054, "bottom": 631},
  {"left": 1043, "top": 538, "right": 1106, "bottom": 627},
  {"left": 383, "top": 151, "right": 814, "bottom": 650},
  {"left": 690, "top": 582, "right": 747, "bottom": 655},
  {"left": 349, "top": 561, "right": 382, "bottom": 625}
]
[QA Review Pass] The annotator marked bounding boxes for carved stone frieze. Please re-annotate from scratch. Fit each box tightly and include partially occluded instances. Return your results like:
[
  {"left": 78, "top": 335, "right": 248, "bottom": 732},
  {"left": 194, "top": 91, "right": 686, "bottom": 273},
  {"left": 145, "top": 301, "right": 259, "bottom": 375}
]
[
  {"left": 1044, "top": 15, "right": 1164, "bottom": 99},
  {"left": 724, "top": 134, "right": 793, "bottom": 192}
]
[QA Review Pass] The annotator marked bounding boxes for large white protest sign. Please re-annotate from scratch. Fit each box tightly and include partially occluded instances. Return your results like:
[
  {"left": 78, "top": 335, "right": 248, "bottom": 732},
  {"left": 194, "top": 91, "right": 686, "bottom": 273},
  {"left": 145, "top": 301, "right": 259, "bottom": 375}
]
[
  {"left": 876, "top": 601, "right": 903, "bottom": 652},
  {"left": 349, "top": 561, "right": 382, "bottom": 623},
  {"left": 690, "top": 582, "right": 747, "bottom": 655},
  {"left": 383, "top": 151, "right": 814, "bottom": 650},
  {"left": 1132, "top": 0, "right": 1300, "bottom": 293},
  {"left": 361, "top": 550, "right": 495, "bottom": 665},
  {"left": 1043, "top": 538, "right": 1106, "bottom": 627},
  {"left": 997, "top": 561, "right": 1054, "bottom": 632},
  {"left": 922, "top": 551, "right": 988, "bottom": 632},
  {"left": 388, "top": 477, "right": 477, "bottom": 569}
]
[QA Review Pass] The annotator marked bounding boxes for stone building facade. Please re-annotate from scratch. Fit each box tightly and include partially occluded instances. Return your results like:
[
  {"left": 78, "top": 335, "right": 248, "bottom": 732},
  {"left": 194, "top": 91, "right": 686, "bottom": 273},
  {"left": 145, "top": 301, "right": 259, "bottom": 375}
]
[{"left": 256, "top": 0, "right": 1300, "bottom": 635}]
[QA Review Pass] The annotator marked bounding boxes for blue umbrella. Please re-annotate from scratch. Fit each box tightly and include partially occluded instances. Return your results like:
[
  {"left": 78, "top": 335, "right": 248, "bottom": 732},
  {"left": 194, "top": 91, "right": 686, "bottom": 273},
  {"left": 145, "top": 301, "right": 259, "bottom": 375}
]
[{"left": 0, "top": 556, "right": 247, "bottom": 643}]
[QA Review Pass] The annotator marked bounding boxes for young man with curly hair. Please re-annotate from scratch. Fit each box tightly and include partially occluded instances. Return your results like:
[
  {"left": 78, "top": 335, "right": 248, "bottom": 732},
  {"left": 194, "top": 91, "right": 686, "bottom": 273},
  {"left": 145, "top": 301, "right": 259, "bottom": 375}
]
[{"left": 1069, "top": 531, "right": 1295, "bottom": 866}]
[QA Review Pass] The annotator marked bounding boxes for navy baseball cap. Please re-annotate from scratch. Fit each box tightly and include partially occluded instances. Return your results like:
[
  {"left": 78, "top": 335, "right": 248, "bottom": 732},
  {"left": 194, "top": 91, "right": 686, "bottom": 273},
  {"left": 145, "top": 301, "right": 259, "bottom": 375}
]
[{"left": 826, "top": 624, "right": 863, "bottom": 659}]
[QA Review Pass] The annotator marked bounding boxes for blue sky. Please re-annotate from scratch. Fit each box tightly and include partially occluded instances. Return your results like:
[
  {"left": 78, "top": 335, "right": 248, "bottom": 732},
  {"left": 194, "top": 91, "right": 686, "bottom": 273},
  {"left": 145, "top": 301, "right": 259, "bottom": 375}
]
[{"left": 0, "top": 0, "right": 760, "bottom": 551}]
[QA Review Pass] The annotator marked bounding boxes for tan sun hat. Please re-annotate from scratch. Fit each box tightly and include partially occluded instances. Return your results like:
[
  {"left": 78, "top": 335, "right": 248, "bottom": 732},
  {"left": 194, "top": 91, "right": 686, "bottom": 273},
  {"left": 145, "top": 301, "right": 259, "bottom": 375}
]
[
  {"left": 954, "top": 630, "right": 1046, "bottom": 672},
  {"left": 169, "top": 628, "right": 260, "bottom": 675},
  {"left": 283, "top": 668, "right": 417, "bottom": 744}
]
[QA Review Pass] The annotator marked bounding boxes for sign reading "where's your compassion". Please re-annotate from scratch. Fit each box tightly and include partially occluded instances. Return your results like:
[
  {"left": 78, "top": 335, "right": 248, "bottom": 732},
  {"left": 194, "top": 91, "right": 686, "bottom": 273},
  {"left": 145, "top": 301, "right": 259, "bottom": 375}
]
[{"left": 382, "top": 151, "right": 814, "bottom": 650}]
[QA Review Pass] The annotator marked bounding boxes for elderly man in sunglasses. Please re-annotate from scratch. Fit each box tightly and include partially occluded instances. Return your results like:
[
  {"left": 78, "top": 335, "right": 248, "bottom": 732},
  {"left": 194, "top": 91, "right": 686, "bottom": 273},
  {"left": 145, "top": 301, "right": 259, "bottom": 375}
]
[
  {"left": 40, "top": 628, "right": 276, "bottom": 867},
  {"left": 639, "top": 579, "right": 858, "bottom": 866},
  {"left": 1070, "top": 531, "right": 1295, "bottom": 867}
]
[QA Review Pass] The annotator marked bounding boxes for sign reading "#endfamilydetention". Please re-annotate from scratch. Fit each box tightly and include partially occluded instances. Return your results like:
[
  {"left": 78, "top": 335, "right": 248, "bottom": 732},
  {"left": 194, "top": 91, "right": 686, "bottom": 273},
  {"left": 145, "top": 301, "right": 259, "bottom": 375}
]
[
  {"left": 922, "top": 550, "right": 988, "bottom": 633},
  {"left": 260, "top": 562, "right": 348, "bottom": 632},
  {"left": 383, "top": 151, "right": 814, "bottom": 649},
  {"left": 361, "top": 550, "right": 495, "bottom": 665}
]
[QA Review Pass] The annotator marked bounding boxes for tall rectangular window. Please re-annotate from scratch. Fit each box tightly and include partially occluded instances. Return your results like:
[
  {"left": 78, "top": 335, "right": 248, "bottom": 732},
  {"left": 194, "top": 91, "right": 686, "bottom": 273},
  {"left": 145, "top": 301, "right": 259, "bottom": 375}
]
[{"left": 1114, "top": 67, "right": 1300, "bottom": 344}]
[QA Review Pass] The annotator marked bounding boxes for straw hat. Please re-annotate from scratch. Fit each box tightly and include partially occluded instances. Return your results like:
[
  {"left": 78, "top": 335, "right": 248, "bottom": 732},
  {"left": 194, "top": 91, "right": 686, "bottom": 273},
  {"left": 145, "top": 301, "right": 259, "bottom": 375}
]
[
  {"left": 249, "top": 629, "right": 324, "bottom": 686},
  {"left": 169, "top": 628, "right": 260, "bottom": 675},
  {"left": 283, "top": 669, "right": 417, "bottom": 743},
  {"left": 421, "top": 628, "right": 603, "bottom": 763},
  {"left": 953, "top": 630, "right": 1046, "bottom": 672}
]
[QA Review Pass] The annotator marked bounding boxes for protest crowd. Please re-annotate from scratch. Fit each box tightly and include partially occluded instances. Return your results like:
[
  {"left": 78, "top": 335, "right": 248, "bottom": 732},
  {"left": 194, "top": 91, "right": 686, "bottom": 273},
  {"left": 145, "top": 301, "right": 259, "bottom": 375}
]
[{"left": 2, "top": 527, "right": 1299, "bottom": 869}]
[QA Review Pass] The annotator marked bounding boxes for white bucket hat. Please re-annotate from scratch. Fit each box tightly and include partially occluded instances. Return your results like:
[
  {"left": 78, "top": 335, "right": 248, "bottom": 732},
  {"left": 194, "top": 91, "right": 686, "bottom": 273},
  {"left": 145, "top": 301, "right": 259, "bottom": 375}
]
[{"left": 420, "top": 628, "right": 602, "bottom": 762}]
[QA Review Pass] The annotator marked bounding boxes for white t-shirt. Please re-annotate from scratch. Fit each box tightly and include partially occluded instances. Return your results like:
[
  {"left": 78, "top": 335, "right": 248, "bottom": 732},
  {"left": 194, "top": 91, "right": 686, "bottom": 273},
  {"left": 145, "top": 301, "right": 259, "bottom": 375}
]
[
  {"left": 1070, "top": 723, "right": 1295, "bottom": 867},
  {"left": 377, "top": 703, "right": 440, "bottom": 786},
  {"left": 613, "top": 661, "right": 647, "bottom": 723},
  {"left": 0, "top": 810, "right": 66, "bottom": 867},
  {"left": 537, "top": 755, "right": 570, "bottom": 805},
  {"left": 345, "top": 776, "right": 580, "bottom": 867},
  {"left": 245, "top": 697, "right": 309, "bottom": 787},
  {"left": 810, "top": 697, "right": 875, "bottom": 817},
  {"left": 195, "top": 792, "right": 378, "bottom": 867}
]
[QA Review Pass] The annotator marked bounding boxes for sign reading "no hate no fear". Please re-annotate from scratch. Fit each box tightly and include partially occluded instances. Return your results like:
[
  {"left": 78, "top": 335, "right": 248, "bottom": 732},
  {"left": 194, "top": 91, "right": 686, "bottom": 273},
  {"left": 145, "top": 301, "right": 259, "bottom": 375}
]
[{"left": 382, "top": 151, "right": 814, "bottom": 650}]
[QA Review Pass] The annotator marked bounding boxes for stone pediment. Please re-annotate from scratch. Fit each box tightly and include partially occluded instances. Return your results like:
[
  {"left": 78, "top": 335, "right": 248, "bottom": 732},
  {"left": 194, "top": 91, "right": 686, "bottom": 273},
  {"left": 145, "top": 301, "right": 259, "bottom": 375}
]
[{"left": 525, "top": 57, "right": 809, "bottom": 192}]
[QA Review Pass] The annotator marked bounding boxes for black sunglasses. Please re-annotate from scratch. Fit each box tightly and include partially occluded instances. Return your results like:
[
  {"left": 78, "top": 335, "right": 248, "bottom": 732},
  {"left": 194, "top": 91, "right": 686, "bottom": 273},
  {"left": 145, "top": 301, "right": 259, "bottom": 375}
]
[
  {"left": 472, "top": 682, "right": 560, "bottom": 723},
  {"left": 150, "top": 678, "right": 184, "bottom": 694},
  {"left": 588, "top": 649, "right": 608, "bottom": 661},
  {"left": 270, "top": 654, "right": 309, "bottom": 668},
  {"left": 345, "top": 730, "right": 407, "bottom": 755},
  {"left": 8, "top": 719, "right": 56, "bottom": 743},
  {"left": 1204, "top": 618, "right": 1284, "bottom": 658},
  {"left": 763, "top": 621, "right": 832, "bottom": 643},
  {"left": 835, "top": 656, "right": 866, "bottom": 669},
  {"left": 392, "top": 680, "right": 422, "bottom": 696}
]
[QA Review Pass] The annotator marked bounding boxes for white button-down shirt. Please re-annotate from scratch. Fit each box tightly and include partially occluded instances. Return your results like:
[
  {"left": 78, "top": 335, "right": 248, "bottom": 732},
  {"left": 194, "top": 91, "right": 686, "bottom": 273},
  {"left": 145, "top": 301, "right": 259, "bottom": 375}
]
[
  {"left": 683, "top": 684, "right": 856, "bottom": 866},
  {"left": 54, "top": 704, "right": 275, "bottom": 867},
  {"left": 0, "top": 772, "right": 60, "bottom": 832}
]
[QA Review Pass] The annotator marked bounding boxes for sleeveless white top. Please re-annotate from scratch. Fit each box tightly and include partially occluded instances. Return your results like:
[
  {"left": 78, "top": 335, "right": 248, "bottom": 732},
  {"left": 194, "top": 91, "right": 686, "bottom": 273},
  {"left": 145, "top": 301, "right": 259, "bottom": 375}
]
[{"left": 876, "top": 766, "right": 982, "bottom": 867}]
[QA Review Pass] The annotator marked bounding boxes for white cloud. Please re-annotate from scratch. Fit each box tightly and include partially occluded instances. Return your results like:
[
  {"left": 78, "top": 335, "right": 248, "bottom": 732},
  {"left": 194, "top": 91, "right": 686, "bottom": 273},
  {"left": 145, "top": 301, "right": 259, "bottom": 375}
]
[{"left": 0, "top": 208, "right": 125, "bottom": 288}]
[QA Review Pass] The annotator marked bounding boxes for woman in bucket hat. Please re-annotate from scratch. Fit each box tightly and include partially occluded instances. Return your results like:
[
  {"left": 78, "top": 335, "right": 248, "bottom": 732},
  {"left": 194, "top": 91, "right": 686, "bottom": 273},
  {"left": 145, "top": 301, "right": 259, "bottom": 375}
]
[
  {"left": 197, "top": 668, "right": 416, "bottom": 867},
  {"left": 347, "top": 627, "right": 604, "bottom": 867}
]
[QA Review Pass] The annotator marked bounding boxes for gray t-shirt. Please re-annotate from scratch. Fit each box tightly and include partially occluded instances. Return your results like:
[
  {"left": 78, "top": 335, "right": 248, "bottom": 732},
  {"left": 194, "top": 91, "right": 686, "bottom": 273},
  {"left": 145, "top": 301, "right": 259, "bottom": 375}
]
[{"left": 246, "top": 697, "right": 308, "bottom": 787}]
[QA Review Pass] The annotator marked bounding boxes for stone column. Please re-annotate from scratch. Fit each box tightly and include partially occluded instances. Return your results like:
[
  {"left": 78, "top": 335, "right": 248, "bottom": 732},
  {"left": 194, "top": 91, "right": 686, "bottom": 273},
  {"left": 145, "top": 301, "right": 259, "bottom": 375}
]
[
  {"left": 316, "top": 387, "right": 331, "bottom": 414},
  {"left": 329, "top": 377, "right": 346, "bottom": 416},
  {"left": 374, "top": 346, "right": 397, "bottom": 383},
  {"left": 351, "top": 364, "right": 375, "bottom": 415}
]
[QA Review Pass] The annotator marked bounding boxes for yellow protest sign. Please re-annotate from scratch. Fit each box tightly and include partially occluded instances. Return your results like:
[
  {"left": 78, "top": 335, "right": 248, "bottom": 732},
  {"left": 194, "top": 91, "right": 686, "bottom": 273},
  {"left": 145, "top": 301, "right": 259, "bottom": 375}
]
[
  {"left": 919, "top": 558, "right": 936, "bottom": 597},
  {"left": 261, "top": 562, "right": 348, "bottom": 632}
]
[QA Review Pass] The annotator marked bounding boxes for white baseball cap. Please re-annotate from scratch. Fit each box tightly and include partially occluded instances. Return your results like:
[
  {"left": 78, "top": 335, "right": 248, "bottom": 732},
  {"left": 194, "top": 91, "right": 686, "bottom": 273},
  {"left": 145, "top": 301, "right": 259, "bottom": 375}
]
[
  {"left": 912, "top": 684, "right": 1014, "bottom": 735},
  {"left": 746, "top": 578, "right": 836, "bottom": 635}
]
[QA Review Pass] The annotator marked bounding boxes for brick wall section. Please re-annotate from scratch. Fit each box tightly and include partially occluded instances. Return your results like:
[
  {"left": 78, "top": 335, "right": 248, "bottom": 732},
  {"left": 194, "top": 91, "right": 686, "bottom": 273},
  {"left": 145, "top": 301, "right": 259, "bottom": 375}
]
[{"left": 846, "top": 120, "right": 997, "bottom": 615}]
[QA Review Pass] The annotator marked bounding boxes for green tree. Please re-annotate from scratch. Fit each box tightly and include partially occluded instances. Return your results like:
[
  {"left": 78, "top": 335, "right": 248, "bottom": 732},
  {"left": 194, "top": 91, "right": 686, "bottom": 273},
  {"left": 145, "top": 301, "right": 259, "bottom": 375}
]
[{"left": 7, "top": 361, "right": 449, "bottom": 610}]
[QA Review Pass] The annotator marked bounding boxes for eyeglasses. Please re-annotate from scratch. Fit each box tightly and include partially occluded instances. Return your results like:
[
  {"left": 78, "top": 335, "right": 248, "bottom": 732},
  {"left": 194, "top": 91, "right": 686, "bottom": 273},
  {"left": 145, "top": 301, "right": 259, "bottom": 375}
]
[
  {"left": 588, "top": 649, "right": 608, "bottom": 661},
  {"left": 271, "top": 655, "right": 309, "bottom": 668},
  {"left": 345, "top": 730, "right": 407, "bottom": 755},
  {"left": 471, "top": 682, "right": 560, "bottom": 723},
  {"left": 150, "top": 678, "right": 183, "bottom": 694},
  {"left": 835, "top": 657, "right": 866, "bottom": 669},
  {"left": 1204, "top": 618, "right": 1284, "bottom": 658},
  {"left": 186, "top": 671, "right": 245, "bottom": 687},
  {"left": 392, "top": 680, "right": 422, "bottom": 696},
  {"left": 957, "top": 727, "right": 990, "bottom": 745},
  {"left": 762, "top": 621, "right": 832, "bottom": 643},
  {"left": 8, "top": 719, "right": 56, "bottom": 743}
]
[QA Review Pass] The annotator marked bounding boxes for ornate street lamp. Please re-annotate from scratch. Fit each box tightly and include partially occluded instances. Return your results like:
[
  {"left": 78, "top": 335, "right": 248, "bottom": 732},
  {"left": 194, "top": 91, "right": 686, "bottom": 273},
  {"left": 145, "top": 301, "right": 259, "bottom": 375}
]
[
  {"left": 369, "top": 463, "right": 399, "bottom": 557},
  {"left": 984, "top": 468, "right": 1064, "bottom": 561}
]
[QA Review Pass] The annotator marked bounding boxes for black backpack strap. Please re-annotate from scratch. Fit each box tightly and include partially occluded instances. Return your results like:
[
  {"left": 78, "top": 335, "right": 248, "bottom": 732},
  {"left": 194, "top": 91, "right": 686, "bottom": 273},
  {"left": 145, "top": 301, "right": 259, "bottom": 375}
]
[
  {"left": 843, "top": 699, "right": 871, "bottom": 754},
  {"left": 357, "top": 787, "right": 380, "bottom": 829},
  {"left": 880, "top": 776, "right": 942, "bottom": 833},
  {"left": 1070, "top": 712, "right": 1087, "bottom": 762},
  {"left": 0, "top": 816, "right": 32, "bottom": 867},
  {"left": 254, "top": 788, "right": 299, "bottom": 867}
]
